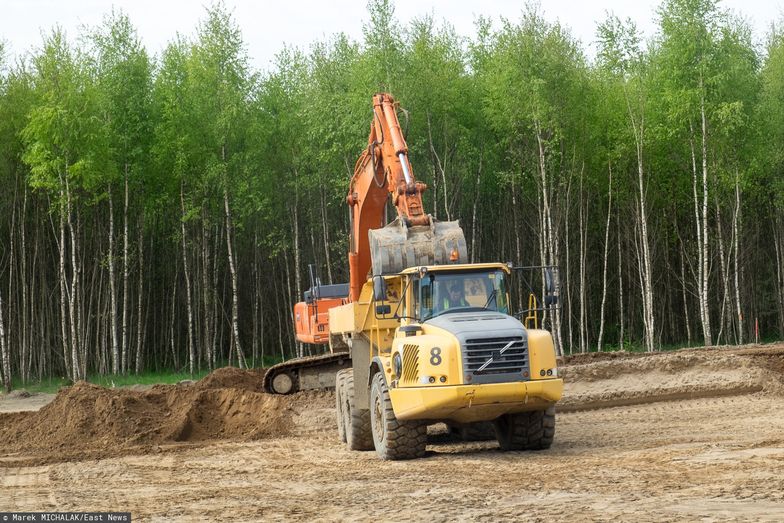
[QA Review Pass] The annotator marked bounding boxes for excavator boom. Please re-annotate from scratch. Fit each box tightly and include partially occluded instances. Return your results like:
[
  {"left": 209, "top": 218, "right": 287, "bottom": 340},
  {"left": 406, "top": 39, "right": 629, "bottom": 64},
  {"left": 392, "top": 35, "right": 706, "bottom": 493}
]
[{"left": 347, "top": 93, "right": 466, "bottom": 301}]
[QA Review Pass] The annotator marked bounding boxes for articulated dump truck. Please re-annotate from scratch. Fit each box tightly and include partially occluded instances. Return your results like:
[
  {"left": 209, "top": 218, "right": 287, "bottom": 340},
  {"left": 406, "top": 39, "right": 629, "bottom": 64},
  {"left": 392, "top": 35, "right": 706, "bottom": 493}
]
[{"left": 263, "top": 93, "right": 563, "bottom": 460}]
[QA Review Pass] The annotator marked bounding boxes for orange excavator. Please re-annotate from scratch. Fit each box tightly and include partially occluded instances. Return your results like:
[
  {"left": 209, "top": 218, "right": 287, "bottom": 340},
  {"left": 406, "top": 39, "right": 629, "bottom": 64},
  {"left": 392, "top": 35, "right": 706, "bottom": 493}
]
[{"left": 263, "top": 92, "right": 466, "bottom": 394}]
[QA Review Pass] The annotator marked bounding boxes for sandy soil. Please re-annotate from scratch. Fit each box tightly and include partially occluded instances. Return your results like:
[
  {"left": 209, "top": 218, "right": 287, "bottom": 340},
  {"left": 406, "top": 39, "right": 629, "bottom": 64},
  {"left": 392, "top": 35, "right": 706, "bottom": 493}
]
[
  {"left": 0, "top": 390, "right": 56, "bottom": 413},
  {"left": 2, "top": 346, "right": 784, "bottom": 522}
]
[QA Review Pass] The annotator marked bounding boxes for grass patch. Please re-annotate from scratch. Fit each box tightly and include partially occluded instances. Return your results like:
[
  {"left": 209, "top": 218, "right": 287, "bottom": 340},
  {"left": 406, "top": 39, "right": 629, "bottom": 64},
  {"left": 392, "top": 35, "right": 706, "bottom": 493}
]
[
  {"left": 8, "top": 369, "right": 214, "bottom": 394},
  {"left": 9, "top": 376, "right": 71, "bottom": 394},
  {"left": 5, "top": 356, "right": 285, "bottom": 395},
  {"left": 90, "top": 369, "right": 212, "bottom": 389}
]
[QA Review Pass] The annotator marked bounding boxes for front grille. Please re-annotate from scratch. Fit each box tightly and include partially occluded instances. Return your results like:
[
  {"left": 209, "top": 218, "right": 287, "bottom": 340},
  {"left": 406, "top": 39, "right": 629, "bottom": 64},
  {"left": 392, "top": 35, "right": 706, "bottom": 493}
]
[{"left": 464, "top": 336, "right": 527, "bottom": 375}]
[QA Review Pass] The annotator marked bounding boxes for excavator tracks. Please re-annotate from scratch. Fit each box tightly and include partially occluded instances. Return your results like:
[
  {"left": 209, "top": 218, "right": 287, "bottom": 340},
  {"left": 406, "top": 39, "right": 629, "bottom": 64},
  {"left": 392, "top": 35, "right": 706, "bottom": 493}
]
[{"left": 263, "top": 353, "right": 352, "bottom": 394}]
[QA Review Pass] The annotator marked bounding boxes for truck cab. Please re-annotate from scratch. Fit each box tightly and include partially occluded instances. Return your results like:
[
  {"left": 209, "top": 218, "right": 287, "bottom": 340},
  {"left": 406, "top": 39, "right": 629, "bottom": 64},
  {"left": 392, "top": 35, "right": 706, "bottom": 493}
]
[{"left": 383, "top": 263, "right": 562, "bottom": 422}]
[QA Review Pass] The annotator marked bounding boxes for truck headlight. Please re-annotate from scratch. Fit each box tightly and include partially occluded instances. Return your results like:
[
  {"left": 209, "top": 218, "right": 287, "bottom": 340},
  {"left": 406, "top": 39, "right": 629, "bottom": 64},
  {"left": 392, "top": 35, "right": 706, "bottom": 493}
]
[{"left": 393, "top": 352, "right": 402, "bottom": 379}]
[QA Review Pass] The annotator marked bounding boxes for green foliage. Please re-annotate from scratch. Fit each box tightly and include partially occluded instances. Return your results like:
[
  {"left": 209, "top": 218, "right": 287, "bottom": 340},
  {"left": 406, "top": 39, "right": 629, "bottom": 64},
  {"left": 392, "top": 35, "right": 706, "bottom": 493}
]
[
  {"left": 22, "top": 29, "right": 105, "bottom": 197},
  {"left": 1, "top": 0, "right": 784, "bottom": 386}
]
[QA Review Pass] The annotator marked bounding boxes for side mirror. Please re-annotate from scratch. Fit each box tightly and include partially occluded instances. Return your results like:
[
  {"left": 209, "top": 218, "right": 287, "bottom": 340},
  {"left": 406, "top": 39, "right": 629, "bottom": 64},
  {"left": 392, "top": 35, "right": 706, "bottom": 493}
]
[
  {"left": 373, "top": 275, "right": 387, "bottom": 302},
  {"left": 375, "top": 304, "right": 392, "bottom": 315},
  {"left": 544, "top": 268, "right": 558, "bottom": 306}
]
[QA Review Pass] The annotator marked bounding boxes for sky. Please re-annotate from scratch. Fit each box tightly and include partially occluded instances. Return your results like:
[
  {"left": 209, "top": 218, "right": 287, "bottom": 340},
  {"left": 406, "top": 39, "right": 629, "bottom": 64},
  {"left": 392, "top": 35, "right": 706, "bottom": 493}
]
[{"left": 1, "top": 0, "right": 783, "bottom": 71}]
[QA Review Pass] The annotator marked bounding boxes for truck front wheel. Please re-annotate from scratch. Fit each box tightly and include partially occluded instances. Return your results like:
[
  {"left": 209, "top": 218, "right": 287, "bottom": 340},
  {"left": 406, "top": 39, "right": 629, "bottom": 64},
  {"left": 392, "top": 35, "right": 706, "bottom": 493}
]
[
  {"left": 369, "top": 372, "right": 427, "bottom": 460},
  {"left": 494, "top": 406, "right": 556, "bottom": 451}
]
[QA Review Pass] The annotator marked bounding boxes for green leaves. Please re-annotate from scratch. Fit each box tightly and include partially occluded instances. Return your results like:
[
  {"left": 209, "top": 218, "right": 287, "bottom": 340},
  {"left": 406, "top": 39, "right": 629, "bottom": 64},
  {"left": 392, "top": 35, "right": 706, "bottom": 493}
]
[
  {"left": 22, "top": 29, "right": 104, "bottom": 198},
  {"left": 2, "top": 0, "right": 784, "bottom": 362}
]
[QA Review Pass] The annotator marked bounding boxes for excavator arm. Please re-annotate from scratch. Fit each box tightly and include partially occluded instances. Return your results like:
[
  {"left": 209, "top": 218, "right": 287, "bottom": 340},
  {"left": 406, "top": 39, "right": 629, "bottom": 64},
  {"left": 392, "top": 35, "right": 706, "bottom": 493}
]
[{"left": 346, "top": 93, "right": 466, "bottom": 301}]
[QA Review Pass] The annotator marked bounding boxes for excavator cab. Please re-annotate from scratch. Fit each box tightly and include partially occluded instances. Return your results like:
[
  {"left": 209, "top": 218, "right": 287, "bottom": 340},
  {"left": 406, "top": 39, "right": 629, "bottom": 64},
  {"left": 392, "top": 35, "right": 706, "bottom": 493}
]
[{"left": 294, "top": 265, "right": 349, "bottom": 346}]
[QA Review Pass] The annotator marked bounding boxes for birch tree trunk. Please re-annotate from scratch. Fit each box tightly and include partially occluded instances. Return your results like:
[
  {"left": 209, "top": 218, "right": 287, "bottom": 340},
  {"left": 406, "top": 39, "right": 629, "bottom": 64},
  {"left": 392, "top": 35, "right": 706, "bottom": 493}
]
[
  {"left": 536, "top": 176, "right": 547, "bottom": 315},
  {"left": 65, "top": 176, "right": 80, "bottom": 380},
  {"left": 7, "top": 179, "right": 17, "bottom": 384},
  {"left": 689, "top": 130, "right": 706, "bottom": 346},
  {"left": 470, "top": 151, "right": 483, "bottom": 264},
  {"left": 680, "top": 243, "right": 692, "bottom": 346},
  {"left": 715, "top": 199, "right": 729, "bottom": 345},
  {"left": 775, "top": 215, "right": 784, "bottom": 338},
  {"left": 223, "top": 183, "right": 245, "bottom": 369},
  {"left": 511, "top": 176, "right": 523, "bottom": 312},
  {"left": 624, "top": 83, "right": 654, "bottom": 352},
  {"left": 319, "top": 186, "right": 333, "bottom": 284},
  {"left": 597, "top": 162, "right": 613, "bottom": 352},
  {"left": 210, "top": 225, "right": 220, "bottom": 363},
  {"left": 283, "top": 252, "right": 297, "bottom": 357},
  {"left": 426, "top": 113, "right": 451, "bottom": 221},
  {"left": 274, "top": 262, "right": 285, "bottom": 361},
  {"left": 20, "top": 186, "right": 29, "bottom": 383},
  {"left": 121, "top": 167, "right": 130, "bottom": 373},
  {"left": 135, "top": 219, "right": 144, "bottom": 374},
  {"left": 108, "top": 187, "right": 119, "bottom": 374},
  {"left": 699, "top": 86, "right": 712, "bottom": 346},
  {"left": 201, "top": 219, "right": 213, "bottom": 369},
  {"left": 58, "top": 178, "right": 71, "bottom": 380},
  {"left": 534, "top": 121, "right": 563, "bottom": 355},
  {"left": 617, "top": 214, "right": 625, "bottom": 350},
  {"left": 169, "top": 268, "right": 179, "bottom": 370},
  {"left": 732, "top": 174, "right": 743, "bottom": 344},
  {"left": 636, "top": 125, "right": 654, "bottom": 353},
  {"left": 180, "top": 182, "right": 196, "bottom": 375},
  {"left": 578, "top": 168, "right": 587, "bottom": 353},
  {"left": 565, "top": 173, "right": 573, "bottom": 354},
  {"left": 292, "top": 168, "right": 303, "bottom": 358},
  {"left": 0, "top": 293, "right": 9, "bottom": 392}
]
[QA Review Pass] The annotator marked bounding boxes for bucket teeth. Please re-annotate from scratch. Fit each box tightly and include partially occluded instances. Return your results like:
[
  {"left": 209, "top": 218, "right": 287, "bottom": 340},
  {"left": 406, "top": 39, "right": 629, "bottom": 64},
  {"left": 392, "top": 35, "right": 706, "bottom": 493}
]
[{"left": 369, "top": 217, "right": 468, "bottom": 275}]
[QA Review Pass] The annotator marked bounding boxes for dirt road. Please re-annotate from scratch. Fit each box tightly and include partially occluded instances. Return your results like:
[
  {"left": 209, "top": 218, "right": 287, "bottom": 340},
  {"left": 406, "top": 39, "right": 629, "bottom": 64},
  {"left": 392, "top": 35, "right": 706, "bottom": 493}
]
[{"left": 2, "top": 346, "right": 784, "bottom": 521}]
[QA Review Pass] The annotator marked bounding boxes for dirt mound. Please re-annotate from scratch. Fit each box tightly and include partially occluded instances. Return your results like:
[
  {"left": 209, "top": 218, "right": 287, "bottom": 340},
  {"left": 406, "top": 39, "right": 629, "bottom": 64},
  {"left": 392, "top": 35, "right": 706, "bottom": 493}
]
[
  {"left": 559, "top": 350, "right": 646, "bottom": 366},
  {"left": 0, "top": 367, "right": 304, "bottom": 464},
  {"left": 193, "top": 366, "right": 267, "bottom": 392},
  {"left": 559, "top": 345, "right": 784, "bottom": 411},
  {"left": 560, "top": 345, "right": 784, "bottom": 383}
]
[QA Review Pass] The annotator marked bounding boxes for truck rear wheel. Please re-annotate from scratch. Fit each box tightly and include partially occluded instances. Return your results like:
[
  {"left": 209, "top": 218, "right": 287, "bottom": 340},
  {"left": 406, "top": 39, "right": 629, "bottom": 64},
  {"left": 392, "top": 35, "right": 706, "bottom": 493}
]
[
  {"left": 370, "top": 372, "right": 427, "bottom": 460},
  {"left": 494, "top": 406, "right": 556, "bottom": 451},
  {"left": 450, "top": 421, "right": 496, "bottom": 442},
  {"left": 335, "top": 369, "right": 348, "bottom": 443},
  {"left": 344, "top": 369, "right": 373, "bottom": 451}
]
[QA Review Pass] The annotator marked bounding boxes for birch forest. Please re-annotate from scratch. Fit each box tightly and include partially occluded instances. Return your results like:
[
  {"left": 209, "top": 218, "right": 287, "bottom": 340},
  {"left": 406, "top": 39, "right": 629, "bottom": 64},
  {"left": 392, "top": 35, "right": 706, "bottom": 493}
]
[{"left": 1, "top": 0, "right": 784, "bottom": 388}]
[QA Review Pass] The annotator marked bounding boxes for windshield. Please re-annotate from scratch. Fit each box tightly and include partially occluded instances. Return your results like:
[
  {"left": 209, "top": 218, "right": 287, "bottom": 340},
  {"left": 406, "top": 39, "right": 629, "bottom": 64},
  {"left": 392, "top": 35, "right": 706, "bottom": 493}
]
[{"left": 415, "top": 269, "right": 509, "bottom": 321}]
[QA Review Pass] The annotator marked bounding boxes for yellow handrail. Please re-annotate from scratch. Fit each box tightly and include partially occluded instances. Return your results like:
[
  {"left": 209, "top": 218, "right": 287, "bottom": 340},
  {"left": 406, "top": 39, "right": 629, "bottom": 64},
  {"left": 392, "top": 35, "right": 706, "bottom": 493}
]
[{"left": 524, "top": 293, "right": 538, "bottom": 329}]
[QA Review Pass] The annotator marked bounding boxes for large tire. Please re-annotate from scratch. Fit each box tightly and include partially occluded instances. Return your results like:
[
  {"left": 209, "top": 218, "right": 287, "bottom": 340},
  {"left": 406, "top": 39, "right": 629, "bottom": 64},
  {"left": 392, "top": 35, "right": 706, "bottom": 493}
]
[
  {"left": 344, "top": 369, "right": 373, "bottom": 451},
  {"left": 370, "top": 372, "right": 427, "bottom": 460},
  {"left": 335, "top": 369, "right": 348, "bottom": 443},
  {"left": 494, "top": 405, "right": 556, "bottom": 451}
]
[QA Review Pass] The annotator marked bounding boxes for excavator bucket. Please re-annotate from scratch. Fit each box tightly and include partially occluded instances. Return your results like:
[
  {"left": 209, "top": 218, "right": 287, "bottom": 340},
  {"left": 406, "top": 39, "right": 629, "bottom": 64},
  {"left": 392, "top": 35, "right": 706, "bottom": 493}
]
[{"left": 369, "top": 217, "right": 468, "bottom": 275}]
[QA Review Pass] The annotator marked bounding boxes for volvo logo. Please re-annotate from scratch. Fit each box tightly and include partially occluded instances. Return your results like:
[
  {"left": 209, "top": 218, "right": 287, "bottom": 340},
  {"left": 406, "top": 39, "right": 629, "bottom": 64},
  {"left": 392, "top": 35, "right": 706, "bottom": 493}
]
[{"left": 474, "top": 339, "right": 516, "bottom": 374}]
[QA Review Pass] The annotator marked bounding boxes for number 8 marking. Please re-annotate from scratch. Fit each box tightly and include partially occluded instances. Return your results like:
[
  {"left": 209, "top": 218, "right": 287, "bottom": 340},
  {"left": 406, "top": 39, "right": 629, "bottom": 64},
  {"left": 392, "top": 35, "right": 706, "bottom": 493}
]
[{"left": 430, "top": 347, "right": 442, "bottom": 366}]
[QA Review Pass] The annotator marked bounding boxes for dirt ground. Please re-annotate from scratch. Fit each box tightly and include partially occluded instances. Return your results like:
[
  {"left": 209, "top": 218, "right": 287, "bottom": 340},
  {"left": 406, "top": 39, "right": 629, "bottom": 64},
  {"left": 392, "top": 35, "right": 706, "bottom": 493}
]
[{"left": 2, "top": 345, "right": 784, "bottom": 521}]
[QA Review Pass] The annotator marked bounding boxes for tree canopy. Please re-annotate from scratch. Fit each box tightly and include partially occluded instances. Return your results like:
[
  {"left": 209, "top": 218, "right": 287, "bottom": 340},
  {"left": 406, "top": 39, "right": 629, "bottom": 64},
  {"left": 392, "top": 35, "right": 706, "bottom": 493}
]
[{"left": 1, "top": 1, "right": 783, "bottom": 386}]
